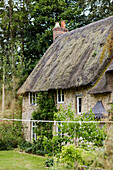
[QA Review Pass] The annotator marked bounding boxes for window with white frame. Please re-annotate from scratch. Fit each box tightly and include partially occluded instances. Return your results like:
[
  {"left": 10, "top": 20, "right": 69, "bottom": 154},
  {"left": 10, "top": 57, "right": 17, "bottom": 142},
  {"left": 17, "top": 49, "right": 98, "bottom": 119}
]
[
  {"left": 57, "top": 89, "right": 64, "bottom": 103},
  {"left": 31, "top": 121, "right": 37, "bottom": 141},
  {"left": 77, "top": 96, "right": 82, "bottom": 114},
  {"left": 29, "top": 92, "right": 37, "bottom": 105}
]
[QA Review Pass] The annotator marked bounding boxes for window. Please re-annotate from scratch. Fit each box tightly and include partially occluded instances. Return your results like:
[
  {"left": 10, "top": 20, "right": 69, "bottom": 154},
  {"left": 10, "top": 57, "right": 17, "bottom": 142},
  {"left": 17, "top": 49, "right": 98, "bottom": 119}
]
[
  {"left": 31, "top": 122, "right": 37, "bottom": 141},
  {"left": 29, "top": 92, "right": 37, "bottom": 105},
  {"left": 77, "top": 97, "right": 82, "bottom": 114},
  {"left": 54, "top": 121, "right": 62, "bottom": 136},
  {"left": 57, "top": 89, "right": 64, "bottom": 103}
]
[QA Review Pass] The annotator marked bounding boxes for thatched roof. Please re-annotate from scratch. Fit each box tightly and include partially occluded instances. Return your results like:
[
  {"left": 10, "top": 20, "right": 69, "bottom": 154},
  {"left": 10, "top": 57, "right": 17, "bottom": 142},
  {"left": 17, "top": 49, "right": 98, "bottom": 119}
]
[
  {"left": 88, "top": 60, "right": 113, "bottom": 94},
  {"left": 18, "top": 16, "right": 113, "bottom": 94}
]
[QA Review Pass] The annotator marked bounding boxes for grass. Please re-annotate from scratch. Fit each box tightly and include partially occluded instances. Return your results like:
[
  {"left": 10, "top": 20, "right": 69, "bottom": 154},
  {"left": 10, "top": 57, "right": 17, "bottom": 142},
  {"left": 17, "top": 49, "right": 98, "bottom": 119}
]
[{"left": 0, "top": 150, "right": 48, "bottom": 170}]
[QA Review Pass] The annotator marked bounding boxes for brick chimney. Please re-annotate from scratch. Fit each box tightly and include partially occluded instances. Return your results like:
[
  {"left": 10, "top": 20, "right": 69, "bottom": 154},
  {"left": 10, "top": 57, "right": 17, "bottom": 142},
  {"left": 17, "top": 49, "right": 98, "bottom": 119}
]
[{"left": 52, "top": 20, "right": 69, "bottom": 42}]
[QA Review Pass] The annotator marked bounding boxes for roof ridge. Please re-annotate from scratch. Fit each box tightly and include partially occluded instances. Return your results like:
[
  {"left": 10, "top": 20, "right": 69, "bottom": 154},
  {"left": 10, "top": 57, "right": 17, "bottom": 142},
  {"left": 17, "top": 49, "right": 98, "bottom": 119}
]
[{"left": 69, "top": 15, "right": 113, "bottom": 34}]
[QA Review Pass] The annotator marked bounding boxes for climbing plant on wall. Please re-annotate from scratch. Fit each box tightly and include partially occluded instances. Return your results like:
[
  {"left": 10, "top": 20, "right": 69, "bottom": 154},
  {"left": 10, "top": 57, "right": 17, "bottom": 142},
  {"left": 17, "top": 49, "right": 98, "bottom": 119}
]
[{"left": 32, "top": 91, "right": 57, "bottom": 139}]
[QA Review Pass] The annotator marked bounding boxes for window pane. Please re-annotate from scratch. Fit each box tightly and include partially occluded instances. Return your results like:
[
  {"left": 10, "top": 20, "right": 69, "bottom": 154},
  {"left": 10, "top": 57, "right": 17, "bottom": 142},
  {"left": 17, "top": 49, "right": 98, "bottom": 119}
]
[
  {"left": 62, "top": 90, "right": 64, "bottom": 95},
  {"left": 77, "top": 97, "right": 82, "bottom": 114},
  {"left": 36, "top": 93, "right": 38, "bottom": 98},
  {"left": 57, "top": 89, "right": 64, "bottom": 103},
  {"left": 79, "top": 98, "right": 81, "bottom": 105},
  {"left": 33, "top": 93, "right": 35, "bottom": 104},
  {"left": 62, "top": 94, "right": 64, "bottom": 102},
  {"left": 58, "top": 94, "right": 61, "bottom": 102},
  {"left": 58, "top": 89, "right": 61, "bottom": 102},
  {"left": 30, "top": 93, "right": 32, "bottom": 105},
  {"left": 62, "top": 90, "right": 64, "bottom": 102},
  {"left": 79, "top": 106, "right": 81, "bottom": 112},
  {"left": 58, "top": 89, "right": 60, "bottom": 96}
]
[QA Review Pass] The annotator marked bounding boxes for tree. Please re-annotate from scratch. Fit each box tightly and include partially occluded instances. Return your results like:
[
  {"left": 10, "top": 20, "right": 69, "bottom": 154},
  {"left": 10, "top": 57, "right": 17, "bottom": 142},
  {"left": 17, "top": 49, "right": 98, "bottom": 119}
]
[
  {"left": 76, "top": 0, "right": 113, "bottom": 26},
  {"left": 0, "top": 0, "right": 25, "bottom": 117},
  {"left": 23, "top": 0, "right": 82, "bottom": 73}
]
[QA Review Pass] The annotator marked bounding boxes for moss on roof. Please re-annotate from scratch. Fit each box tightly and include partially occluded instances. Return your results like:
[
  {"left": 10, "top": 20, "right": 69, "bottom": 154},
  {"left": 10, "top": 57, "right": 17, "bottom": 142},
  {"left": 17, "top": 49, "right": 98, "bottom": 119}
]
[
  {"left": 88, "top": 59, "right": 113, "bottom": 94},
  {"left": 18, "top": 16, "right": 113, "bottom": 94}
]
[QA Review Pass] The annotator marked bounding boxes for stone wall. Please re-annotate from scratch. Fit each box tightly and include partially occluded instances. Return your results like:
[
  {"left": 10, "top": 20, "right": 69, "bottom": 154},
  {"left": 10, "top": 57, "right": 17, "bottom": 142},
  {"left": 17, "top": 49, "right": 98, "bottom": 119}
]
[
  {"left": 56, "top": 86, "right": 112, "bottom": 114},
  {"left": 22, "top": 92, "right": 36, "bottom": 141},
  {"left": 22, "top": 88, "right": 112, "bottom": 141}
]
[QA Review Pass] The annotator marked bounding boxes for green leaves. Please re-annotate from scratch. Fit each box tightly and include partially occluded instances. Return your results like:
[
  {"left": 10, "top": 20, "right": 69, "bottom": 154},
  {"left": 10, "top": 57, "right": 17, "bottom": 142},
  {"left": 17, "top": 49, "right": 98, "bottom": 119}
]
[
  {"left": 32, "top": 91, "right": 57, "bottom": 138},
  {"left": 23, "top": 0, "right": 83, "bottom": 73},
  {"left": 54, "top": 104, "right": 106, "bottom": 146}
]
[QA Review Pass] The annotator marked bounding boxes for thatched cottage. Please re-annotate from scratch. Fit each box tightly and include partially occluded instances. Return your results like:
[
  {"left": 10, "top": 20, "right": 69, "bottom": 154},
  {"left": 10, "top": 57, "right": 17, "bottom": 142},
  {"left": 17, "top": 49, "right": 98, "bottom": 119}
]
[{"left": 18, "top": 16, "right": 113, "bottom": 141}]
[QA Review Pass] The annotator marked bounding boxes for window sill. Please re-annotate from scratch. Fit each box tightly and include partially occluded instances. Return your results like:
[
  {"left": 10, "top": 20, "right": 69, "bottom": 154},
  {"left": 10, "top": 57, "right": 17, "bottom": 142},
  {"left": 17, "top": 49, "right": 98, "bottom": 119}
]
[
  {"left": 77, "top": 112, "right": 82, "bottom": 115},
  {"left": 30, "top": 104, "right": 37, "bottom": 106},
  {"left": 57, "top": 102, "right": 64, "bottom": 104}
]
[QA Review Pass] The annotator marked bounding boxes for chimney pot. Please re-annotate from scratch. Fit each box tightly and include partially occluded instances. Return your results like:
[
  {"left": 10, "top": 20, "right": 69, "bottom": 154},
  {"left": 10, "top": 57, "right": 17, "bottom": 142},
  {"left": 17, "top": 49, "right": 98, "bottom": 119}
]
[
  {"left": 55, "top": 22, "right": 60, "bottom": 28},
  {"left": 52, "top": 20, "right": 68, "bottom": 42},
  {"left": 61, "top": 20, "right": 65, "bottom": 28}
]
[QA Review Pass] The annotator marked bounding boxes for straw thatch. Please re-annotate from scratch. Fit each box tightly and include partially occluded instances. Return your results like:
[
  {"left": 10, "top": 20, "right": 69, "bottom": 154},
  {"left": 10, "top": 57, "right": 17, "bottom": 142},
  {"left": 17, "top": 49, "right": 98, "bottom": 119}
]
[
  {"left": 18, "top": 16, "right": 113, "bottom": 94},
  {"left": 88, "top": 60, "right": 113, "bottom": 94}
]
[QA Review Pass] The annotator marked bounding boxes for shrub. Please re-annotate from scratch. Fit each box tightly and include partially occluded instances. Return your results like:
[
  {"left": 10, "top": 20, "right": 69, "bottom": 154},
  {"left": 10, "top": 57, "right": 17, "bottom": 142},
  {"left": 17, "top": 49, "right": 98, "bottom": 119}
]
[
  {"left": 54, "top": 104, "right": 106, "bottom": 146},
  {"left": 18, "top": 137, "right": 46, "bottom": 156},
  {"left": 60, "top": 144, "right": 97, "bottom": 169},
  {"left": 43, "top": 135, "right": 68, "bottom": 156},
  {"left": 43, "top": 136, "right": 53, "bottom": 155},
  {"left": 45, "top": 158, "right": 53, "bottom": 167},
  {"left": 0, "top": 139, "right": 7, "bottom": 150},
  {"left": 0, "top": 121, "right": 24, "bottom": 150}
]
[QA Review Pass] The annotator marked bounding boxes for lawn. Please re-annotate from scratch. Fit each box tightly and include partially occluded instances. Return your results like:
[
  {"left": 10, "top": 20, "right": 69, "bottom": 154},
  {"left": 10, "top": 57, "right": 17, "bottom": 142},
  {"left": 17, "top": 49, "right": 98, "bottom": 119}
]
[{"left": 0, "top": 150, "right": 48, "bottom": 170}]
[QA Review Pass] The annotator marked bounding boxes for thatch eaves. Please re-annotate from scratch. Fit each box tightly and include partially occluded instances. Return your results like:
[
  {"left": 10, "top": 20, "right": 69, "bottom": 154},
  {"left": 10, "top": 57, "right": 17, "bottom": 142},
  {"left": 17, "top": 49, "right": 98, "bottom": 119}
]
[
  {"left": 18, "top": 16, "right": 113, "bottom": 94},
  {"left": 88, "top": 59, "right": 113, "bottom": 94}
]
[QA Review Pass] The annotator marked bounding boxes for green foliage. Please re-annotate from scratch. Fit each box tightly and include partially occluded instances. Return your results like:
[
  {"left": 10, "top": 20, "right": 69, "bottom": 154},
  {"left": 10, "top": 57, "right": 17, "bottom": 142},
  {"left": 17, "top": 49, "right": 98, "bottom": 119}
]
[
  {"left": 54, "top": 104, "right": 106, "bottom": 146},
  {"left": 18, "top": 137, "right": 45, "bottom": 156},
  {"left": 32, "top": 91, "right": 57, "bottom": 120},
  {"left": 43, "top": 135, "right": 67, "bottom": 156},
  {"left": 32, "top": 91, "right": 57, "bottom": 138},
  {"left": 61, "top": 144, "right": 80, "bottom": 168},
  {"left": 43, "top": 136, "right": 53, "bottom": 155},
  {"left": 60, "top": 144, "right": 98, "bottom": 169},
  {"left": 0, "top": 139, "right": 7, "bottom": 150},
  {"left": 34, "top": 137, "right": 45, "bottom": 155},
  {"left": 24, "top": 0, "right": 82, "bottom": 72},
  {"left": 45, "top": 158, "right": 53, "bottom": 167},
  {"left": 0, "top": 0, "right": 27, "bottom": 116},
  {"left": 85, "top": 0, "right": 113, "bottom": 23},
  {"left": 0, "top": 121, "right": 24, "bottom": 150}
]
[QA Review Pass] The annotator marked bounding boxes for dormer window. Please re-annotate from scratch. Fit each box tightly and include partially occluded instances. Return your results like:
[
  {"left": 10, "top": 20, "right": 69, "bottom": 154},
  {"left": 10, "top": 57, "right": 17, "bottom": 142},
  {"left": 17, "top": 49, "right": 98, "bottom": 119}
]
[
  {"left": 57, "top": 89, "right": 64, "bottom": 103},
  {"left": 29, "top": 92, "right": 37, "bottom": 105}
]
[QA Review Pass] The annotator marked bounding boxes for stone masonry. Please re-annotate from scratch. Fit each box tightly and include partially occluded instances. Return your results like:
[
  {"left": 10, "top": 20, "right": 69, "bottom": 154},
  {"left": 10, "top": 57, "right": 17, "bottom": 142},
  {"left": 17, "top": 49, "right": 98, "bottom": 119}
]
[{"left": 22, "top": 88, "right": 112, "bottom": 141}]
